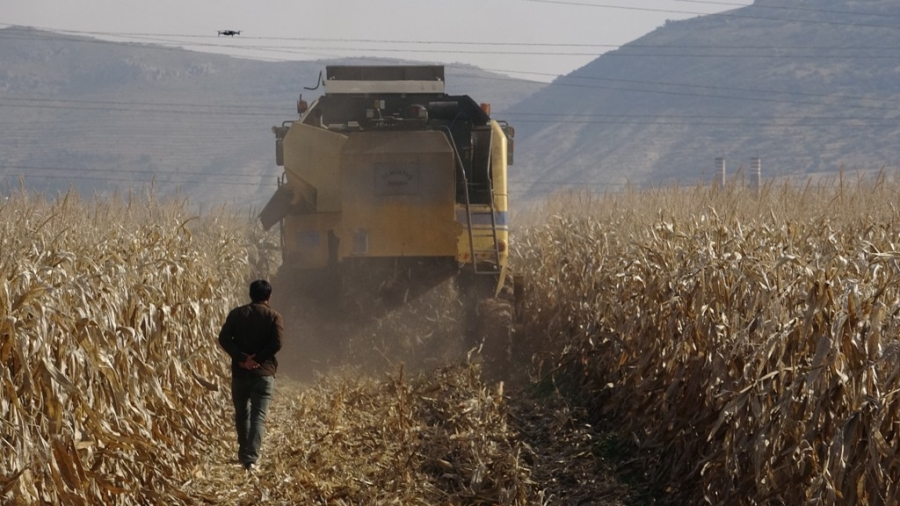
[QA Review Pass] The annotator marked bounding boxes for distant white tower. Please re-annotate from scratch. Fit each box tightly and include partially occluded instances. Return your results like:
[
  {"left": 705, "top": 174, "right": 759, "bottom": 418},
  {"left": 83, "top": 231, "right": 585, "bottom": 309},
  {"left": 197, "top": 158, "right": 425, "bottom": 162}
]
[
  {"left": 751, "top": 157, "right": 762, "bottom": 195},
  {"left": 715, "top": 157, "right": 726, "bottom": 187}
]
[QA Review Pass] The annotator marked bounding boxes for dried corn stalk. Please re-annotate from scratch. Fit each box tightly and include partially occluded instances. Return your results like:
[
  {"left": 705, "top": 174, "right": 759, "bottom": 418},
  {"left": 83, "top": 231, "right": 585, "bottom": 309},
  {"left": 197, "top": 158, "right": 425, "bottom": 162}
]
[
  {"left": 0, "top": 189, "right": 275, "bottom": 504},
  {"left": 0, "top": 188, "right": 627, "bottom": 505},
  {"left": 515, "top": 176, "right": 900, "bottom": 505}
]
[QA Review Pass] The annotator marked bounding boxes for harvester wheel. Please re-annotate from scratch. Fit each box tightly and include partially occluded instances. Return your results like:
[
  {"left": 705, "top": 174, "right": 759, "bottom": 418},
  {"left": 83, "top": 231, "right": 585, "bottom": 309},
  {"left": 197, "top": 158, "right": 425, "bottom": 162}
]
[{"left": 476, "top": 297, "right": 513, "bottom": 381}]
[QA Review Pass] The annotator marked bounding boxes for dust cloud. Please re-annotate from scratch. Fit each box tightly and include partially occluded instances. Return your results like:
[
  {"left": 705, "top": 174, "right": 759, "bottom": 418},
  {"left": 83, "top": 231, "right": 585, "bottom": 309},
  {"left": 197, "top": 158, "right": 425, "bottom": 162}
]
[{"left": 272, "top": 277, "right": 475, "bottom": 383}]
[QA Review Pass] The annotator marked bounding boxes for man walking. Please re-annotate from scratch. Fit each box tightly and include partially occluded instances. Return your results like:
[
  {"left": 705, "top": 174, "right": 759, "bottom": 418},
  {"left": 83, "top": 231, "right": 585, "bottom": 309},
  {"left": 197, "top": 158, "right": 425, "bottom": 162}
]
[{"left": 218, "top": 279, "right": 284, "bottom": 472}]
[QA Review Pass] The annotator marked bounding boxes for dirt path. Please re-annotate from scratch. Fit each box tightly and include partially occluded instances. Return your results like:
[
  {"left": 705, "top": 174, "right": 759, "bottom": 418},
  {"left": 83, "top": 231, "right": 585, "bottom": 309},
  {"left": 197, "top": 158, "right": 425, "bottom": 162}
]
[
  {"left": 183, "top": 367, "right": 633, "bottom": 505},
  {"left": 181, "top": 379, "right": 318, "bottom": 505}
]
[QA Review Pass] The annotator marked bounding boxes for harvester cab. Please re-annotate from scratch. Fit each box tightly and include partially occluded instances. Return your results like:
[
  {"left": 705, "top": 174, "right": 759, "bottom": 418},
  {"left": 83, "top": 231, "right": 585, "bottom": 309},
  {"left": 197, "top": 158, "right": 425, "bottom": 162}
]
[{"left": 260, "top": 65, "right": 517, "bottom": 369}]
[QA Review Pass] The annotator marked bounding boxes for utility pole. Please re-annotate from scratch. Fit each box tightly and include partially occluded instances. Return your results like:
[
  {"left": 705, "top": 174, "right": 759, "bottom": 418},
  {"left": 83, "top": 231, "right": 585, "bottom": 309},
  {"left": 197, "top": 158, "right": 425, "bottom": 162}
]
[
  {"left": 715, "top": 157, "right": 726, "bottom": 187},
  {"left": 751, "top": 157, "right": 761, "bottom": 197}
]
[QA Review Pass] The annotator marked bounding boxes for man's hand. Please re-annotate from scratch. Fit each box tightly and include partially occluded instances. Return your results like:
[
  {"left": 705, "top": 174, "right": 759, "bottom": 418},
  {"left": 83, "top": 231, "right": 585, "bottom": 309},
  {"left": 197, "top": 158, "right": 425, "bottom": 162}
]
[{"left": 239, "top": 354, "right": 261, "bottom": 370}]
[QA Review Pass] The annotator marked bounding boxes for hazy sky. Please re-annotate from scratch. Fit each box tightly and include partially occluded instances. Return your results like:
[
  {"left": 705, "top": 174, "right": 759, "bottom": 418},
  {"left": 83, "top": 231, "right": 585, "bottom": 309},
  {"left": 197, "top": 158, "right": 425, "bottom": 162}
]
[{"left": 1, "top": 0, "right": 753, "bottom": 80}]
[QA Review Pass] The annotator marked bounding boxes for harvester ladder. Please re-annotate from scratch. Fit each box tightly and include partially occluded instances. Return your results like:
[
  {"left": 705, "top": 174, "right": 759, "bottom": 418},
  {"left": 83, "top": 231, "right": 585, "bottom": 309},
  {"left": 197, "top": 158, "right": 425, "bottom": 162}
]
[
  {"left": 466, "top": 184, "right": 501, "bottom": 274},
  {"left": 466, "top": 132, "right": 502, "bottom": 274},
  {"left": 441, "top": 126, "right": 502, "bottom": 274}
]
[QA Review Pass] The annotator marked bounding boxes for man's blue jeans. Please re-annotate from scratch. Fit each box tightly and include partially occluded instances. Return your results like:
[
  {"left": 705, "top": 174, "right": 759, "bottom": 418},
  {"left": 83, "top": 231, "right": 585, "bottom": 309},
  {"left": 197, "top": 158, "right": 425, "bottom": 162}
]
[{"left": 231, "top": 375, "right": 275, "bottom": 466}]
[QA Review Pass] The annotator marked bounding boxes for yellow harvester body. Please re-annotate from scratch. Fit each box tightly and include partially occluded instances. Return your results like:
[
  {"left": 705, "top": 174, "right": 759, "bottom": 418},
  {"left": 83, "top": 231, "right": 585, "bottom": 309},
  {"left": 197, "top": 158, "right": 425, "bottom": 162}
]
[{"left": 260, "top": 65, "right": 513, "bottom": 313}]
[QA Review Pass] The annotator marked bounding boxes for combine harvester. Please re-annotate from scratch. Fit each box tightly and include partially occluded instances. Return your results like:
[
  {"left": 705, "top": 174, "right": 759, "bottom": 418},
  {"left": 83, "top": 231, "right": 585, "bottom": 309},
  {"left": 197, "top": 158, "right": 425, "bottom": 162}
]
[{"left": 260, "top": 65, "right": 519, "bottom": 375}]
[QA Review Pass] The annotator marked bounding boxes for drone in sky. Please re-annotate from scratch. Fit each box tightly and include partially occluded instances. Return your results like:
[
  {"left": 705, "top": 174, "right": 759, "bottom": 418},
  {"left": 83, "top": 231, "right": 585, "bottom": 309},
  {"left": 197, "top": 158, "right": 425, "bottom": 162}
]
[{"left": 217, "top": 30, "right": 241, "bottom": 37}]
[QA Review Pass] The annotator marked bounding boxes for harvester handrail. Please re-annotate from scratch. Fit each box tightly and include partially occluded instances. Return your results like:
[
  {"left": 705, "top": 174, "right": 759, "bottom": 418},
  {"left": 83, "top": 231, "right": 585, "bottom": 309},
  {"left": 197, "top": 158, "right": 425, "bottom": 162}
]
[
  {"left": 483, "top": 131, "right": 501, "bottom": 269},
  {"left": 436, "top": 125, "right": 477, "bottom": 266}
]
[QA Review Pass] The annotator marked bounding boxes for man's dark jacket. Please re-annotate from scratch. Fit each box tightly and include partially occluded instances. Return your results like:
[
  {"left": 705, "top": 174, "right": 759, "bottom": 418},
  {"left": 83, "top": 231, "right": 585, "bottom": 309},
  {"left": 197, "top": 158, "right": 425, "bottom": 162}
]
[{"left": 217, "top": 302, "right": 284, "bottom": 377}]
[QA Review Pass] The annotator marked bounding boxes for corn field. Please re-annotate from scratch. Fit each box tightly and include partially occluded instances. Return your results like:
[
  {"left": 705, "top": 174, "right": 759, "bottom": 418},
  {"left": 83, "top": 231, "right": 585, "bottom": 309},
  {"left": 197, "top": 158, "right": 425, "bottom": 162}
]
[
  {"left": 0, "top": 189, "right": 274, "bottom": 504},
  {"left": 0, "top": 189, "right": 624, "bottom": 505},
  {"left": 515, "top": 175, "right": 900, "bottom": 504},
  {"left": 11, "top": 174, "right": 898, "bottom": 505}
]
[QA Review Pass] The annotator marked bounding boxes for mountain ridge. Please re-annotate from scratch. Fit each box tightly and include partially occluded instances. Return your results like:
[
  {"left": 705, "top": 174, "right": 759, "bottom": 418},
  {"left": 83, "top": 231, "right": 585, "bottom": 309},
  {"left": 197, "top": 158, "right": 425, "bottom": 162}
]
[
  {"left": 3, "top": 3, "right": 899, "bottom": 206},
  {"left": 0, "top": 26, "right": 544, "bottom": 207},
  {"left": 508, "top": 0, "right": 900, "bottom": 198}
]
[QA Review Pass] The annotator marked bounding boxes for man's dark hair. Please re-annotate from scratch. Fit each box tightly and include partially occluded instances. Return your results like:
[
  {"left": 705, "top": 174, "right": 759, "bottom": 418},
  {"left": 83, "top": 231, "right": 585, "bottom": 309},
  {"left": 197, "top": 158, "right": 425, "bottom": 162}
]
[{"left": 249, "top": 280, "right": 273, "bottom": 303}]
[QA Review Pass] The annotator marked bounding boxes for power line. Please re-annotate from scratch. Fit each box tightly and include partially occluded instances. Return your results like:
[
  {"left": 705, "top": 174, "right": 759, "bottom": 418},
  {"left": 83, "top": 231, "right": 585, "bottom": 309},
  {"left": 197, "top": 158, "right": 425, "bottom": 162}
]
[
  {"left": 1, "top": 164, "right": 271, "bottom": 178},
  {"left": 0, "top": 33, "right": 897, "bottom": 121},
  {"left": 0, "top": 69, "right": 888, "bottom": 109},
  {"left": 2, "top": 99, "right": 896, "bottom": 125},
  {"left": 3, "top": 30, "right": 899, "bottom": 59},
  {"left": 0, "top": 171, "right": 276, "bottom": 188},
  {"left": 470, "top": 70, "right": 900, "bottom": 112},
  {"left": 0, "top": 30, "right": 328, "bottom": 62},
  {"left": 5, "top": 26, "right": 900, "bottom": 52},
  {"left": 205, "top": 44, "right": 900, "bottom": 58},
  {"left": 0, "top": 101, "right": 285, "bottom": 117},
  {"left": 503, "top": 119, "right": 896, "bottom": 127},
  {"left": 0, "top": 96, "right": 284, "bottom": 111},
  {"left": 17, "top": 116, "right": 894, "bottom": 128},
  {"left": 0, "top": 166, "right": 630, "bottom": 191},
  {"left": 8, "top": 28, "right": 900, "bottom": 51},
  {"left": 544, "top": 72, "right": 893, "bottom": 105},
  {"left": 0, "top": 31, "right": 895, "bottom": 113},
  {"left": 0, "top": 169, "right": 623, "bottom": 194},
  {"left": 515, "top": 0, "right": 900, "bottom": 30},
  {"left": 501, "top": 111, "right": 896, "bottom": 120},
  {"left": 113, "top": 0, "right": 899, "bottom": 38},
  {"left": 2, "top": 64, "right": 898, "bottom": 116},
  {"left": 669, "top": 0, "right": 900, "bottom": 20}
]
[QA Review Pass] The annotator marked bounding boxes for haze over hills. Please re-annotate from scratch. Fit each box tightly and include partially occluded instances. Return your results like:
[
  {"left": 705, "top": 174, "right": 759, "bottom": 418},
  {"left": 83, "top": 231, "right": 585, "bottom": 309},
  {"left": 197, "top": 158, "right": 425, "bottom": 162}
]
[
  {"left": 0, "top": 26, "right": 544, "bottom": 208},
  {"left": 3, "top": 0, "right": 899, "bottom": 207},
  {"left": 507, "top": 0, "right": 900, "bottom": 199}
]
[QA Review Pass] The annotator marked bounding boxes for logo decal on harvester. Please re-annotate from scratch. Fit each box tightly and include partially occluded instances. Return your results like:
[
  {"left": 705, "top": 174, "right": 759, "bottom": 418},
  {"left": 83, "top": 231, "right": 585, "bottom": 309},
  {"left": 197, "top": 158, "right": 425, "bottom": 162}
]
[{"left": 374, "top": 163, "right": 420, "bottom": 196}]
